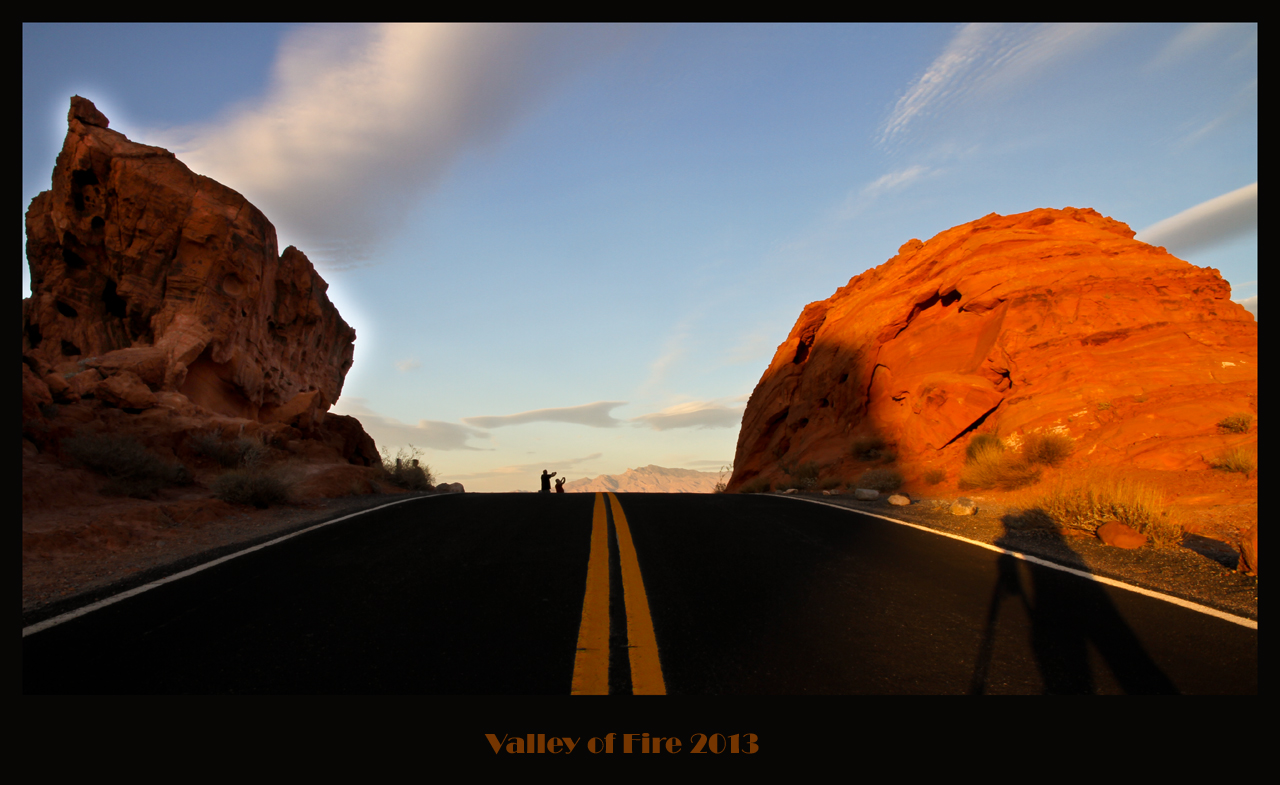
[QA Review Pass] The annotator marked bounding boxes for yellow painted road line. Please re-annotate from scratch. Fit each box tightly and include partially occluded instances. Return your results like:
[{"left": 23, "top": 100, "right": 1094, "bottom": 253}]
[
  {"left": 570, "top": 493, "right": 610, "bottom": 694},
  {"left": 608, "top": 492, "right": 667, "bottom": 695}
]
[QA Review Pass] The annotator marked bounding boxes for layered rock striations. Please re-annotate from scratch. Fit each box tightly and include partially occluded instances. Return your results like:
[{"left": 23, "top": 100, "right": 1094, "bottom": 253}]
[
  {"left": 23, "top": 97, "right": 377, "bottom": 468},
  {"left": 728, "top": 207, "right": 1257, "bottom": 490}
]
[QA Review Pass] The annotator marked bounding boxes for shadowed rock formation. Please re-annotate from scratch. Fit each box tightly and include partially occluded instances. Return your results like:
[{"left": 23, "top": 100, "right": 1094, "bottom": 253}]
[
  {"left": 728, "top": 207, "right": 1257, "bottom": 491},
  {"left": 23, "top": 97, "right": 377, "bottom": 469}
]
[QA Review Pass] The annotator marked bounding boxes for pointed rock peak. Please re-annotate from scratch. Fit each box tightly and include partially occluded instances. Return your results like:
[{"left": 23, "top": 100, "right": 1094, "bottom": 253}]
[{"left": 69, "top": 95, "right": 109, "bottom": 128}]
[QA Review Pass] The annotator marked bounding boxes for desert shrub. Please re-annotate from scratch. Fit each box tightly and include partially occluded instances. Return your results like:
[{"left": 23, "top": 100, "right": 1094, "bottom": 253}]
[
  {"left": 713, "top": 464, "right": 732, "bottom": 493},
  {"left": 1209, "top": 447, "right": 1255, "bottom": 474},
  {"left": 62, "top": 433, "right": 191, "bottom": 498},
  {"left": 923, "top": 468, "right": 946, "bottom": 485},
  {"left": 965, "top": 433, "right": 1004, "bottom": 463},
  {"left": 212, "top": 468, "right": 292, "bottom": 508},
  {"left": 959, "top": 448, "right": 1041, "bottom": 491},
  {"left": 1217, "top": 413, "right": 1253, "bottom": 434},
  {"left": 784, "top": 460, "right": 822, "bottom": 490},
  {"left": 739, "top": 476, "right": 772, "bottom": 494},
  {"left": 1096, "top": 401, "right": 1112, "bottom": 411},
  {"left": 817, "top": 476, "right": 844, "bottom": 491},
  {"left": 852, "top": 436, "right": 893, "bottom": 462},
  {"left": 190, "top": 432, "right": 268, "bottom": 468},
  {"left": 380, "top": 445, "right": 435, "bottom": 490},
  {"left": 1022, "top": 432, "right": 1073, "bottom": 467},
  {"left": 1032, "top": 476, "right": 1176, "bottom": 545},
  {"left": 857, "top": 467, "right": 904, "bottom": 492}
]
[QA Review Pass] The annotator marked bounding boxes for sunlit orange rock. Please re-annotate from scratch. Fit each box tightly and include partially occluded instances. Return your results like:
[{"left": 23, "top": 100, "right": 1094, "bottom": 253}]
[
  {"left": 1238, "top": 522, "right": 1257, "bottom": 576},
  {"left": 1096, "top": 521, "right": 1147, "bottom": 549},
  {"left": 728, "top": 207, "right": 1257, "bottom": 492},
  {"left": 22, "top": 96, "right": 377, "bottom": 469}
]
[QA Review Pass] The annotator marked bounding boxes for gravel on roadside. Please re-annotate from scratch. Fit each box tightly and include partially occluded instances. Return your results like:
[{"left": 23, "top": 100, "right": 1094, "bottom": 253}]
[{"left": 772, "top": 491, "right": 1257, "bottom": 622}]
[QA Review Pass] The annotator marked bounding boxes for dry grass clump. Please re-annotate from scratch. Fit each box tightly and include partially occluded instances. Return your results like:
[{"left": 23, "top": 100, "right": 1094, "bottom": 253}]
[
  {"left": 856, "top": 468, "right": 904, "bottom": 492},
  {"left": 713, "top": 464, "right": 732, "bottom": 493},
  {"left": 212, "top": 468, "right": 293, "bottom": 508},
  {"left": 959, "top": 435, "right": 1041, "bottom": 491},
  {"left": 1217, "top": 413, "right": 1253, "bottom": 434},
  {"left": 784, "top": 460, "right": 822, "bottom": 490},
  {"left": 1022, "top": 432, "right": 1073, "bottom": 467},
  {"left": 62, "top": 433, "right": 191, "bottom": 498},
  {"left": 923, "top": 468, "right": 946, "bottom": 485},
  {"left": 965, "top": 433, "right": 1003, "bottom": 463},
  {"left": 1209, "top": 446, "right": 1255, "bottom": 474},
  {"left": 1031, "top": 475, "right": 1179, "bottom": 546},
  {"left": 739, "top": 476, "right": 772, "bottom": 494},
  {"left": 380, "top": 445, "right": 434, "bottom": 491},
  {"left": 190, "top": 431, "right": 268, "bottom": 468},
  {"left": 852, "top": 436, "right": 895, "bottom": 463}
]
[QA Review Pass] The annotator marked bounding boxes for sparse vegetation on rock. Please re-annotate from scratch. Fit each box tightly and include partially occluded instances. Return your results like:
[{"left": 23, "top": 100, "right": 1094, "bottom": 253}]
[
  {"left": 784, "top": 460, "right": 822, "bottom": 490},
  {"left": 959, "top": 434, "right": 1041, "bottom": 491},
  {"left": 1029, "top": 475, "right": 1179, "bottom": 547},
  {"left": 1021, "top": 432, "right": 1073, "bottom": 467},
  {"left": 1209, "top": 446, "right": 1255, "bottom": 474},
  {"left": 739, "top": 476, "right": 772, "bottom": 494},
  {"left": 855, "top": 468, "right": 904, "bottom": 492},
  {"left": 1217, "top": 413, "right": 1253, "bottom": 434},
  {"left": 61, "top": 433, "right": 191, "bottom": 498},
  {"left": 380, "top": 445, "right": 434, "bottom": 491},
  {"left": 212, "top": 468, "right": 293, "bottom": 509}
]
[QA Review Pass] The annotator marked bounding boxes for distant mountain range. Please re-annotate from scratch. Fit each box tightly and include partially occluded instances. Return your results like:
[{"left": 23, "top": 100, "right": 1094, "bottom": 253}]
[{"left": 563, "top": 465, "right": 728, "bottom": 494}]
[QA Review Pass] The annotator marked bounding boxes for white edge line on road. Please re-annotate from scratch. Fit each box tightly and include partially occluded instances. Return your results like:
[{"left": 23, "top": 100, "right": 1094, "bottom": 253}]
[
  {"left": 776, "top": 495, "right": 1257, "bottom": 630},
  {"left": 23, "top": 494, "right": 437, "bottom": 638}
]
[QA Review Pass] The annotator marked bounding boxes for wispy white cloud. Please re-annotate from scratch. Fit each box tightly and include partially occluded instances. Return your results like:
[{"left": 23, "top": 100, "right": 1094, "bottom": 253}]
[
  {"left": 462, "top": 401, "right": 628, "bottom": 429},
  {"left": 839, "top": 164, "right": 937, "bottom": 218},
  {"left": 630, "top": 400, "right": 745, "bottom": 431},
  {"left": 1177, "top": 77, "right": 1257, "bottom": 148},
  {"left": 1136, "top": 182, "right": 1257, "bottom": 256},
  {"left": 394, "top": 358, "right": 421, "bottom": 372},
  {"left": 331, "top": 396, "right": 489, "bottom": 451},
  {"left": 1145, "top": 23, "right": 1241, "bottom": 71},
  {"left": 157, "top": 23, "right": 617, "bottom": 266},
  {"left": 878, "top": 23, "right": 1116, "bottom": 148}
]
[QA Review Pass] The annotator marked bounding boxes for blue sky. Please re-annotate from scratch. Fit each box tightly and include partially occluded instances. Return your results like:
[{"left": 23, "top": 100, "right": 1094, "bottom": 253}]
[{"left": 23, "top": 23, "right": 1258, "bottom": 491}]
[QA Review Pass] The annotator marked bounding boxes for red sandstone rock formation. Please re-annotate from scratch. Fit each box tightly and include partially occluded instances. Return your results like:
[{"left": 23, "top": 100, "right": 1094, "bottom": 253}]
[
  {"left": 728, "top": 207, "right": 1257, "bottom": 494},
  {"left": 22, "top": 97, "right": 378, "bottom": 469}
]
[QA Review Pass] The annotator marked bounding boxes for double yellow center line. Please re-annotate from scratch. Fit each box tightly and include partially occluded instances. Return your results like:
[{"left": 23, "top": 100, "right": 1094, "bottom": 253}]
[{"left": 571, "top": 492, "right": 666, "bottom": 695}]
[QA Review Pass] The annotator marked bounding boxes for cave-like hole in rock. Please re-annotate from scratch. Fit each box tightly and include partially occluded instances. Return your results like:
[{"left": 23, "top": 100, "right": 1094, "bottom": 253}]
[
  {"left": 62, "top": 246, "right": 87, "bottom": 271},
  {"left": 102, "top": 279, "right": 127, "bottom": 319},
  {"left": 56, "top": 301, "right": 79, "bottom": 318}
]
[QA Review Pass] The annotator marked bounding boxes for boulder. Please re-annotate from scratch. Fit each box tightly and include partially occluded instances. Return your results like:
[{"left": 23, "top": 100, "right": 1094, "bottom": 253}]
[
  {"left": 951, "top": 498, "right": 978, "bottom": 516},
  {"left": 94, "top": 371, "right": 158, "bottom": 411},
  {"left": 436, "top": 482, "right": 465, "bottom": 494},
  {"left": 1238, "top": 521, "right": 1257, "bottom": 576},
  {"left": 1096, "top": 521, "right": 1147, "bottom": 549},
  {"left": 887, "top": 494, "right": 911, "bottom": 506},
  {"left": 23, "top": 97, "right": 358, "bottom": 425},
  {"left": 854, "top": 488, "right": 879, "bottom": 500},
  {"left": 726, "top": 207, "right": 1256, "bottom": 491},
  {"left": 20, "top": 96, "right": 381, "bottom": 494}
]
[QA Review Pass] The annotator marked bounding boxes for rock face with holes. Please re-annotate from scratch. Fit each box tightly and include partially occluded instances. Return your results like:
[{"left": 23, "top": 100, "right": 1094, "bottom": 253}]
[
  {"left": 22, "top": 97, "right": 376, "bottom": 467},
  {"left": 727, "top": 206, "right": 1257, "bottom": 491}
]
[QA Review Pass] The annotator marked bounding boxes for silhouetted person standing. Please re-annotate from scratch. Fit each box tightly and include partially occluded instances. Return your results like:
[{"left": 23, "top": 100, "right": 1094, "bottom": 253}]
[{"left": 540, "top": 469, "right": 556, "bottom": 494}]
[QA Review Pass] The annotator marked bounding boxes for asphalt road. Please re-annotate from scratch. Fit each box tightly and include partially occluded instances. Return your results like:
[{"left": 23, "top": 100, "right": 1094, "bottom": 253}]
[{"left": 21, "top": 492, "right": 1257, "bottom": 694}]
